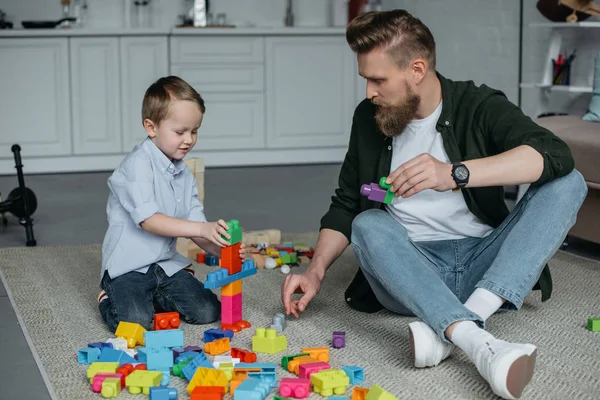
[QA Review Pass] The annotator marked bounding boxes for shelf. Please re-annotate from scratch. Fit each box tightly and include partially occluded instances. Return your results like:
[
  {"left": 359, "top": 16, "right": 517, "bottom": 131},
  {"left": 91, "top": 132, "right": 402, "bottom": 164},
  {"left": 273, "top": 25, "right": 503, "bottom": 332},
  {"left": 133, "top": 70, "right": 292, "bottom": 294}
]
[
  {"left": 529, "top": 21, "right": 600, "bottom": 28},
  {"left": 519, "top": 83, "right": 593, "bottom": 93}
]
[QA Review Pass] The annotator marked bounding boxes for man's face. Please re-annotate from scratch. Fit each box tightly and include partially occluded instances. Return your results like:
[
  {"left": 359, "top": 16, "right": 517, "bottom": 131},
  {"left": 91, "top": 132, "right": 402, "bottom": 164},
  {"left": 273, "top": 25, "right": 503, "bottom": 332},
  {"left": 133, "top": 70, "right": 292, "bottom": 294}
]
[{"left": 358, "top": 47, "right": 421, "bottom": 137}]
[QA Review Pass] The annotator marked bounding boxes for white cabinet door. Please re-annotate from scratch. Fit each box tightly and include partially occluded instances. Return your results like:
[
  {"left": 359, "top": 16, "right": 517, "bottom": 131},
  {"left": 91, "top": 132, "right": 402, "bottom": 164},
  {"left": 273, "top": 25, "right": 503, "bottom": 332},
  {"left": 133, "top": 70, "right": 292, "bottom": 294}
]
[
  {"left": 120, "top": 36, "right": 168, "bottom": 152},
  {"left": 0, "top": 38, "right": 71, "bottom": 158},
  {"left": 265, "top": 37, "right": 357, "bottom": 148},
  {"left": 70, "top": 37, "right": 121, "bottom": 155}
]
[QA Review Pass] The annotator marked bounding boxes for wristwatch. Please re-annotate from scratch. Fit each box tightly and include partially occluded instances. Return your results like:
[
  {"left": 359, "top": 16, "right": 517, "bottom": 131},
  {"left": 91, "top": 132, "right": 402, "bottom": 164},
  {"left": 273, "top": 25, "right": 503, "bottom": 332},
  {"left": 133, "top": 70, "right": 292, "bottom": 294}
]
[{"left": 451, "top": 162, "right": 470, "bottom": 190}]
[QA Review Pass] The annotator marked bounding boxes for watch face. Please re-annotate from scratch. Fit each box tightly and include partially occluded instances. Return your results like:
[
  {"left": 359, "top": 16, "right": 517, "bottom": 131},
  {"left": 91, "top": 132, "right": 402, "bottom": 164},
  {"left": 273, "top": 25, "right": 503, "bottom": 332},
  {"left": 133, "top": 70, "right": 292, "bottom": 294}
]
[{"left": 455, "top": 166, "right": 469, "bottom": 180}]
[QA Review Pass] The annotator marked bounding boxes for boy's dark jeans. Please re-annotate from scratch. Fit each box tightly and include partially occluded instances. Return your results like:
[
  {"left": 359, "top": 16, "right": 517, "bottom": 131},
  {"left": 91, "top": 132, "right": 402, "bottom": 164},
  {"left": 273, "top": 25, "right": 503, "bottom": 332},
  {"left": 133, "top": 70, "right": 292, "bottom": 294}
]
[{"left": 99, "top": 263, "right": 220, "bottom": 332}]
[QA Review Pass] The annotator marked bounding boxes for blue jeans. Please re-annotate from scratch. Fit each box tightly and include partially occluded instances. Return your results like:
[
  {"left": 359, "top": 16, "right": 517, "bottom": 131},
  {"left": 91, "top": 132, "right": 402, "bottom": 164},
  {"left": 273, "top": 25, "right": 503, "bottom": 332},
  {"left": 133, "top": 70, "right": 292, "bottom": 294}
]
[
  {"left": 351, "top": 170, "right": 587, "bottom": 342},
  {"left": 99, "top": 264, "right": 220, "bottom": 332}
]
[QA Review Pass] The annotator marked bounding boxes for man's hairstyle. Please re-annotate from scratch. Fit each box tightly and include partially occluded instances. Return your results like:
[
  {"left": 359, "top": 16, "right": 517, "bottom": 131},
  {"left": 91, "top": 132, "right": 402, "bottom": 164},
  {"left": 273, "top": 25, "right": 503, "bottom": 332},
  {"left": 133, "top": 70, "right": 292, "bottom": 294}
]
[
  {"left": 142, "top": 76, "right": 205, "bottom": 125},
  {"left": 346, "top": 9, "right": 436, "bottom": 70}
]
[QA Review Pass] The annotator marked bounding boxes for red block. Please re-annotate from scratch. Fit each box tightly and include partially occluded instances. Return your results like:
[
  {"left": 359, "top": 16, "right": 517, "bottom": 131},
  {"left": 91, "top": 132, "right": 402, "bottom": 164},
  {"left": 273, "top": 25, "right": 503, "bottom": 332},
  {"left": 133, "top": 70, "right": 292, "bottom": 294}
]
[
  {"left": 153, "top": 312, "right": 181, "bottom": 330},
  {"left": 221, "top": 243, "right": 242, "bottom": 274}
]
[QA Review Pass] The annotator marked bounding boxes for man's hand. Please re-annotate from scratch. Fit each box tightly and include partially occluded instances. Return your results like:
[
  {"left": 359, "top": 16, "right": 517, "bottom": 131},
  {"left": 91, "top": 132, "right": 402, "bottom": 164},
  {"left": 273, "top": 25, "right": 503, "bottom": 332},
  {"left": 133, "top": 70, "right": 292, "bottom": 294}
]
[
  {"left": 281, "top": 269, "right": 323, "bottom": 318},
  {"left": 386, "top": 153, "right": 456, "bottom": 198}
]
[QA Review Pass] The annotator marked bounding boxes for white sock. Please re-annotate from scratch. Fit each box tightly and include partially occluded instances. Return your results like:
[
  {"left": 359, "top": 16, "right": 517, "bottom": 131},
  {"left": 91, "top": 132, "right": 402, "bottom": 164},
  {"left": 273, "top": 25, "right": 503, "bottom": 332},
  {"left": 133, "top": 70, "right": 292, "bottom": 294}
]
[
  {"left": 464, "top": 288, "right": 504, "bottom": 321},
  {"left": 449, "top": 320, "right": 494, "bottom": 360}
]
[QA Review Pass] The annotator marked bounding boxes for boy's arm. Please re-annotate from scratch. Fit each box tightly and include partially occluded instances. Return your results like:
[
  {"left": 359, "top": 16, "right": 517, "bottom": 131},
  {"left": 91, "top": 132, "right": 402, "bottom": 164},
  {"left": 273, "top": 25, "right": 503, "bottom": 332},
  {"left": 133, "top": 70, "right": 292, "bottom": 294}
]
[
  {"left": 140, "top": 214, "right": 203, "bottom": 238},
  {"left": 189, "top": 237, "right": 223, "bottom": 257}
]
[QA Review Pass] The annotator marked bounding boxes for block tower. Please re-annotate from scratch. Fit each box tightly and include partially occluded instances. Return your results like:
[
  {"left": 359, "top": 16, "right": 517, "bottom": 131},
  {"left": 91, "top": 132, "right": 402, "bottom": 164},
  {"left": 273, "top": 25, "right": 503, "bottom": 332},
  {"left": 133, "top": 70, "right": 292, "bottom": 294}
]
[{"left": 203, "top": 219, "right": 257, "bottom": 333}]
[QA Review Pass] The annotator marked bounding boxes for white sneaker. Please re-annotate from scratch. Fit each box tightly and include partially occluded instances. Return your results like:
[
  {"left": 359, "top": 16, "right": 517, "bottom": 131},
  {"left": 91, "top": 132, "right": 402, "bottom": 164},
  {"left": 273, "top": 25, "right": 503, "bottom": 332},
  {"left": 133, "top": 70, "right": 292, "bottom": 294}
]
[
  {"left": 474, "top": 339, "right": 537, "bottom": 399},
  {"left": 408, "top": 321, "right": 455, "bottom": 368}
]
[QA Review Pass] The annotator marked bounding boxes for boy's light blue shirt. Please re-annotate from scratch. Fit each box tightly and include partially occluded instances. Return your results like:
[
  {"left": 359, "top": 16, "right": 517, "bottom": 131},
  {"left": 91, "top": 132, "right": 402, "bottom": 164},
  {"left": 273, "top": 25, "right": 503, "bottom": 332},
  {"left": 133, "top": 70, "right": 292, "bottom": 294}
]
[{"left": 101, "top": 138, "right": 207, "bottom": 281}]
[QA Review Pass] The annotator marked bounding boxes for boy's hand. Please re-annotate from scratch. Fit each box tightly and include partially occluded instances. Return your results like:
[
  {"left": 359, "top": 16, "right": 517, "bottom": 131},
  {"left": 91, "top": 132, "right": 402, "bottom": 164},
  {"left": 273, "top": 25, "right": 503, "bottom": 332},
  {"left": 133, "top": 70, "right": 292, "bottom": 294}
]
[
  {"left": 239, "top": 243, "right": 247, "bottom": 261},
  {"left": 199, "top": 219, "right": 231, "bottom": 247}
]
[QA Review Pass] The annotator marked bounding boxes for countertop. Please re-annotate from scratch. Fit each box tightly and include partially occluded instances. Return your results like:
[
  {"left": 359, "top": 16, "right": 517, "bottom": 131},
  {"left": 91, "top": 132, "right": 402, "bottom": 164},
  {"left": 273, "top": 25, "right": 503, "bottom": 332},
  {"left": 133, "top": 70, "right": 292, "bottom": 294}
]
[{"left": 0, "top": 26, "right": 347, "bottom": 38}]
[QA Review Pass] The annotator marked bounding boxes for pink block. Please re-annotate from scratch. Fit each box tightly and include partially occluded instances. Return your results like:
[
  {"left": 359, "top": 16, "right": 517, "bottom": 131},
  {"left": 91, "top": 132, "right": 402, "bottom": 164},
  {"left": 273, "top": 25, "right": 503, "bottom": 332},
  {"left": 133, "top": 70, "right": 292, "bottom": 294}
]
[
  {"left": 279, "top": 378, "right": 310, "bottom": 398},
  {"left": 221, "top": 307, "right": 242, "bottom": 324},
  {"left": 91, "top": 372, "right": 125, "bottom": 393},
  {"left": 221, "top": 293, "right": 242, "bottom": 310},
  {"left": 298, "top": 361, "right": 331, "bottom": 379}
]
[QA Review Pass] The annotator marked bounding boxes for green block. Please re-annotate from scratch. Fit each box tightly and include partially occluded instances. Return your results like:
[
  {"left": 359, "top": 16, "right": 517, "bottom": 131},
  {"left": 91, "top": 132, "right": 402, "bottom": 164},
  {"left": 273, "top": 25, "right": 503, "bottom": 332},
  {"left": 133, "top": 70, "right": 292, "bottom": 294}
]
[
  {"left": 172, "top": 358, "right": 192, "bottom": 378},
  {"left": 281, "top": 254, "right": 291, "bottom": 264},
  {"left": 281, "top": 353, "right": 308, "bottom": 370},
  {"left": 274, "top": 396, "right": 294, "bottom": 400},
  {"left": 588, "top": 318, "right": 600, "bottom": 332},
  {"left": 222, "top": 219, "right": 243, "bottom": 245},
  {"left": 365, "top": 385, "right": 399, "bottom": 400},
  {"left": 289, "top": 252, "right": 297, "bottom": 263},
  {"left": 379, "top": 176, "right": 395, "bottom": 204}
]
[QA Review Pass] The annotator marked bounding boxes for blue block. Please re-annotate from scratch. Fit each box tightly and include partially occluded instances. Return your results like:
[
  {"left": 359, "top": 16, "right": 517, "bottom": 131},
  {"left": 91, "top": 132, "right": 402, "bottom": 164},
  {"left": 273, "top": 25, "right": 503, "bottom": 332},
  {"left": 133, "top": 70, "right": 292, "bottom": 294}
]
[
  {"left": 182, "top": 352, "right": 214, "bottom": 381},
  {"left": 235, "top": 362, "right": 277, "bottom": 373},
  {"left": 144, "top": 329, "right": 184, "bottom": 350},
  {"left": 234, "top": 378, "right": 270, "bottom": 400},
  {"left": 341, "top": 365, "right": 364, "bottom": 384},
  {"left": 205, "top": 254, "right": 220, "bottom": 266},
  {"left": 329, "top": 397, "right": 348, "bottom": 400},
  {"left": 247, "top": 371, "right": 277, "bottom": 388},
  {"left": 159, "top": 370, "right": 170, "bottom": 386},
  {"left": 137, "top": 347, "right": 174, "bottom": 371},
  {"left": 88, "top": 342, "right": 113, "bottom": 350},
  {"left": 279, "top": 250, "right": 288, "bottom": 255},
  {"left": 204, "top": 328, "right": 234, "bottom": 343},
  {"left": 77, "top": 347, "right": 100, "bottom": 364},
  {"left": 98, "top": 347, "right": 137, "bottom": 366},
  {"left": 204, "top": 261, "right": 256, "bottom": 290},
  {"left": 175, "top": 351, "right": 199, "bottom": 364},
  {"left": 149, "top": 386, "right": 178, "bottom": 400}
]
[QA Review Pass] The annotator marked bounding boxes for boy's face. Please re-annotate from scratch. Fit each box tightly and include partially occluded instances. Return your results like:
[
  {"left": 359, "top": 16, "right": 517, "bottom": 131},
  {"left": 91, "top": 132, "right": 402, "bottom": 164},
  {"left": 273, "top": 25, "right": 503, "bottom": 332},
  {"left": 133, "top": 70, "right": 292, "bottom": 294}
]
[{"left": 144, "top": 99, "right": 203, "bottom": 160}]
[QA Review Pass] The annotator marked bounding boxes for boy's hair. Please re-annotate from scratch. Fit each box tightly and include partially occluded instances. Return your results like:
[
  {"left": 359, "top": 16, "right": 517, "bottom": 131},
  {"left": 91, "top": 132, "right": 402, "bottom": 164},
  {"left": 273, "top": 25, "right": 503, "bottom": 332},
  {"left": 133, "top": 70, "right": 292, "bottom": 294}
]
[
  {"left": 142, "top": 76, "right": 206, "bottom": 125},
  {"left": 346, "top": 10, "right": 436, "bottom": 71}
]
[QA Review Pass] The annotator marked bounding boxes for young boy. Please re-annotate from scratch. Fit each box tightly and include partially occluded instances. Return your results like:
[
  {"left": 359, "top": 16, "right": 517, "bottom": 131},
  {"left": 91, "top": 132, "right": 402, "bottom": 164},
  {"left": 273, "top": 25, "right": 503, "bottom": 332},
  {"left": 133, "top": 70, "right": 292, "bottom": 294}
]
[{"left": 98, "top": 76, "right": 243, "bottom": 332}]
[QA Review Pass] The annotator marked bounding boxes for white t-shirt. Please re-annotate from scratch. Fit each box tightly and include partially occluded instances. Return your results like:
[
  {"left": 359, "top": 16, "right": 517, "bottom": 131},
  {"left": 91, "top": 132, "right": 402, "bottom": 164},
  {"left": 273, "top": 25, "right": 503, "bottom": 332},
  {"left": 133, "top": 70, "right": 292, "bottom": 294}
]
[{"left": 385, "top": 101, "right": 493, "bottom": 241}]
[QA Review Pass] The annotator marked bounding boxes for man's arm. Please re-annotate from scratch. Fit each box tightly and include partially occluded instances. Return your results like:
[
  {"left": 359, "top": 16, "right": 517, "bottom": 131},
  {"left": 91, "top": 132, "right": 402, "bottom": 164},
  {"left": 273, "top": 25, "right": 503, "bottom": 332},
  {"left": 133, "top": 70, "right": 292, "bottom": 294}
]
[
  {"left": 305, "top": 228, "right": 350, "bottom": 281},
  {"left": 475, "top": 93, "right": 574, "bottom": 186}
]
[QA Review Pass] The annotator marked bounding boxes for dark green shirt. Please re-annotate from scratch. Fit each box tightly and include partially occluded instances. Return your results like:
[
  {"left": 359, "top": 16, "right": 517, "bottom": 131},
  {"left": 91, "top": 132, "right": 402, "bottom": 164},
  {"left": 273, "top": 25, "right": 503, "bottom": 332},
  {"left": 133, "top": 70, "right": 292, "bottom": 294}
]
[{"left": 321, "top": 72, "right": 574, "bottom": 307}]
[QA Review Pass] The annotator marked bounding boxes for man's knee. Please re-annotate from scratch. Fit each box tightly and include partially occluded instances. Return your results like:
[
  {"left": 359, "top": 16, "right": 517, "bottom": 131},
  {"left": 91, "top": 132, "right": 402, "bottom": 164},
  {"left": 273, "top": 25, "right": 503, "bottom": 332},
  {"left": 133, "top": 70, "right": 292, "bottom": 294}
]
[
  {"left": 560, "top": 169, "right": 588, "bottom": 201},
  {"left": 351, "top": 209, "right": 401, "bottom": 244}
]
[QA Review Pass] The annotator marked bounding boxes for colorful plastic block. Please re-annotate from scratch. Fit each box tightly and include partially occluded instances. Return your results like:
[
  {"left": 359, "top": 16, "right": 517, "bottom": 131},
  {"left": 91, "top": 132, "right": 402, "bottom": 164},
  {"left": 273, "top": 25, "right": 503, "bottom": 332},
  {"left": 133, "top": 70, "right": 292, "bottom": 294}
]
[
  {"left": 247, "top": 371, "right": 277, "bottom": 389},
  {"left": 329, "top": 397, "right": 349, "bottom": 400},
  {"left": 588, "top": 318, "right": 600, "bottom": 332},
  {"left": 204, "top": 337, "right": 231, "bottom": 356},
  {"left": 222, "top": 219, "right": 243, "bottom": 245},
  {"left": 137, "top": 347, "right": 173, "bottom": 371},
  {"left": 279, "top": 377, "right": 310, "bottom": 398},
  {"left": 287, "top": 356, "right": 318, "bottom": 375},
  {"left": 87, "top": 362, "right": 120, "bottom": 383},
  {"left": 204, "top": 261, "right": 257, "bottom": 290},
  {"left": 281, "top": 353, "right": 309, "bottom": 370},
  {"left": 341, "top": 366, "right": 364, "bottom": 384},
  {"left": 221, "top": 242, "right": 243, "bottom": 274},
  {"left": 91, "top": 373, "right": 125, "bottom": 393},
  {"left": 105, "top": 338, "right": 128, "bottom": 351},
  {"left": 196, "top": 253, "right": 206, "bottom": 264},
  {"left": 234, "top": 377, "right": 270, "bottom": 400},
  {"left": 187, "top": 367, "right": 228, "bottom": 394},
  {"left": 116, "top": 363, "right": 146, "bottom": 377},
  {"left": 299, "top": 361, "right": 331, "bottom": 379},
  {"left": 222, "top": 280, "right": 243, "bottom": 296},
  {"left": 332, "top": 331, "right": 346, "bottom": 348},
  {"left": 88, "top": 342, "right": 113, "bottom": 350},
  {"left": 252, "top": 327, "right": 287, "bottom": 354},
  {"left": 182, "top": 352, "right": 215, "bottom": 381},
  {"left": 175, "top": 351, "right": 200, "bottom": 364},
  {"left": 153, "top": 312, "right": 181, "bottom": 330},
  {"left": 78, "top": 347, "right": 101, "bottom": 364},
  {"left": 173, "top": 358, "right": 193, "bottom": 378},
  {"left": 221, "top": 293, "right": 242, "bottom": 324},
  {"left": 98, "top": 347, "right": 137, "bottom": 366},
  {"left": 125, "top": 370, "right": 163, "bottom": 395},
  {"left": 100, "top": 377, "right": 122, "bottom": 398},
  {"left": 231, "top": 348, "right": 257, "bottom": 363},
  {"left": 352, "top": 387, "right": 370, "bottom": 400},
  {"left": 115, "top": 321, "right": 146, "bottom": 348},
  {"left": 191, "top": 386, "right": 226, "bottom": 400},
  {"left": 301, "top": 347, "right": 329, "bottom": 362},
  {"left": 365, "top": 385, "right": 398, "bottom": 400},
  {"left": 310, "top": 369, "right": 350, "bottom": 397},
  {"left": 271, "top": 312, "right": 286, "bottom": 333},
  {"left": 360, "top": 177, "right": 394, "bottom": 204},
  {"left": 144, "top": 329, "right": 184, "bottom": 349},
  {"left": 213, "top": 355, "right": 240, "bottom": 369},
  {"left": 235, "top": 362, "right": 277, "bottom": 373},
  {"left": 205, "top": 254, "right": 220, "bottom": 266},
  {"left": 149, "top": 386, "right": 178, "bottom": 400}
]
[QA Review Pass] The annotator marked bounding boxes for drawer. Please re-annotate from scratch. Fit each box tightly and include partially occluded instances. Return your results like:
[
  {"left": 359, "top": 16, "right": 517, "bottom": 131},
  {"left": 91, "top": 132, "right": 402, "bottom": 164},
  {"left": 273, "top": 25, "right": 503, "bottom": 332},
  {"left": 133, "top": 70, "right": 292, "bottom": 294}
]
[
  {"left": 170, "top": 37, "right": 263, "bottom": 64},
  {"left": 171, "top": 64, "right": 264, "bottom": 92}
]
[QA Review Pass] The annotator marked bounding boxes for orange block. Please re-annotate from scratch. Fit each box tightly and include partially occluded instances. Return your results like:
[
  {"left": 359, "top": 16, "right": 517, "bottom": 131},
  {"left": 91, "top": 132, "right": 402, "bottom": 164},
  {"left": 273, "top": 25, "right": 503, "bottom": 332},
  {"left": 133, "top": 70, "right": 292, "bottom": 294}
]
[
  {"left": 301, "top": 347, "right": 330, "bottom": 363},
  {"left": 191, "top": 386, "right": 225, "bottom": 400},
  {"left": 222, "top": 280, "right": 242, "bottom": 296},
  {"left": 204, "top": 337, "right": 231, "bottom": 356},
  {"left": 352, "top": 387, "right": 370, "bottom": 400},
  {"left": 221, "top": 243, "right": 242, "bottom": 274}
]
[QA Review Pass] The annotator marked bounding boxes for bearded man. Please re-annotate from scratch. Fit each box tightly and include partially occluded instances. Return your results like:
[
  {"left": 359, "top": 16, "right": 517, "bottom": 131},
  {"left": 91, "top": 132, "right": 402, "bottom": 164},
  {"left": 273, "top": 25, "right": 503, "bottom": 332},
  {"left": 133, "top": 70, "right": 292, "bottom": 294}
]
[{"left": 280, "top": 9, "right": 587, "bottom": 400}]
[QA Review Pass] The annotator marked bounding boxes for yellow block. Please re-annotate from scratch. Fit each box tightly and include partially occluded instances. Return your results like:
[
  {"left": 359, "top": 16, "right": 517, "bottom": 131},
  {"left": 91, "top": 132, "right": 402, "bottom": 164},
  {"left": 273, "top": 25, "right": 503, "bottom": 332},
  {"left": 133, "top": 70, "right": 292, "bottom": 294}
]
[
  {"left": 219, "top": 362, "right": 234, "bottom": 381},
  {"left": 101, "top": 377, "right": 122, "bottom": 398},
  {"left": 365, "top": 385, "right": 399, "bottom": 400},
  {"left": 187, "top": 367, "right": 228, "bottom": 394},
  {"left": 252, "top": 327, "right": 287, "bottom": 354},
  {"left": 87, "top": 362, "right": 119, "bottom": 383},
  {"left": 125, "top": 370, "right": 162, "bottom": 395},
  {"left": 115, "top": 321, "right": 146, "bottom": 348},
  {"left": 310, "top": 369, "right": 350, "bottom": 397},
  {"left": 222, "top": 280, "right": 242, "bottom": 296}
]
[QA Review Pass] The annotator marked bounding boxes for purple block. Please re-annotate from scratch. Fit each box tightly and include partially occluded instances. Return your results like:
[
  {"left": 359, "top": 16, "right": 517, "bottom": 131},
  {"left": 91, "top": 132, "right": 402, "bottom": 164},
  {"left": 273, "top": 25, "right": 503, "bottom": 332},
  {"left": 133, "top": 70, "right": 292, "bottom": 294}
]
[
  {"left": 183, "top": 345, "right": 203, "bottom": 353},
  {"left": 332, "top": 331, "right": 345, "bottom": 349},
  {"left": 360, "top": 183, "right": 388, "bottom": 202}
]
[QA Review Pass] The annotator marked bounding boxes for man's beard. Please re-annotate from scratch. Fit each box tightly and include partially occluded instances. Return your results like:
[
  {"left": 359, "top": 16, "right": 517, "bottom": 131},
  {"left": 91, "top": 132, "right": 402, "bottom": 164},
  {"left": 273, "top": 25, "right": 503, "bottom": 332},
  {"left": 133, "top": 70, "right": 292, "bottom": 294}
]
[{"left": 373, "top": 86, "right": 421, "bottom": 138}]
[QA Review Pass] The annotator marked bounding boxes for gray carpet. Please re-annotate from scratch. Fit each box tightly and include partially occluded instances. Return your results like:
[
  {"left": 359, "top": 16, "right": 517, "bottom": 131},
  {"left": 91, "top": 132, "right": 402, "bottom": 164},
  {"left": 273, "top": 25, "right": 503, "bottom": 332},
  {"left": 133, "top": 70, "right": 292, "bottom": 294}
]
[{"left": 1, "top": 233, "right": 599, "bottom": 400}]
